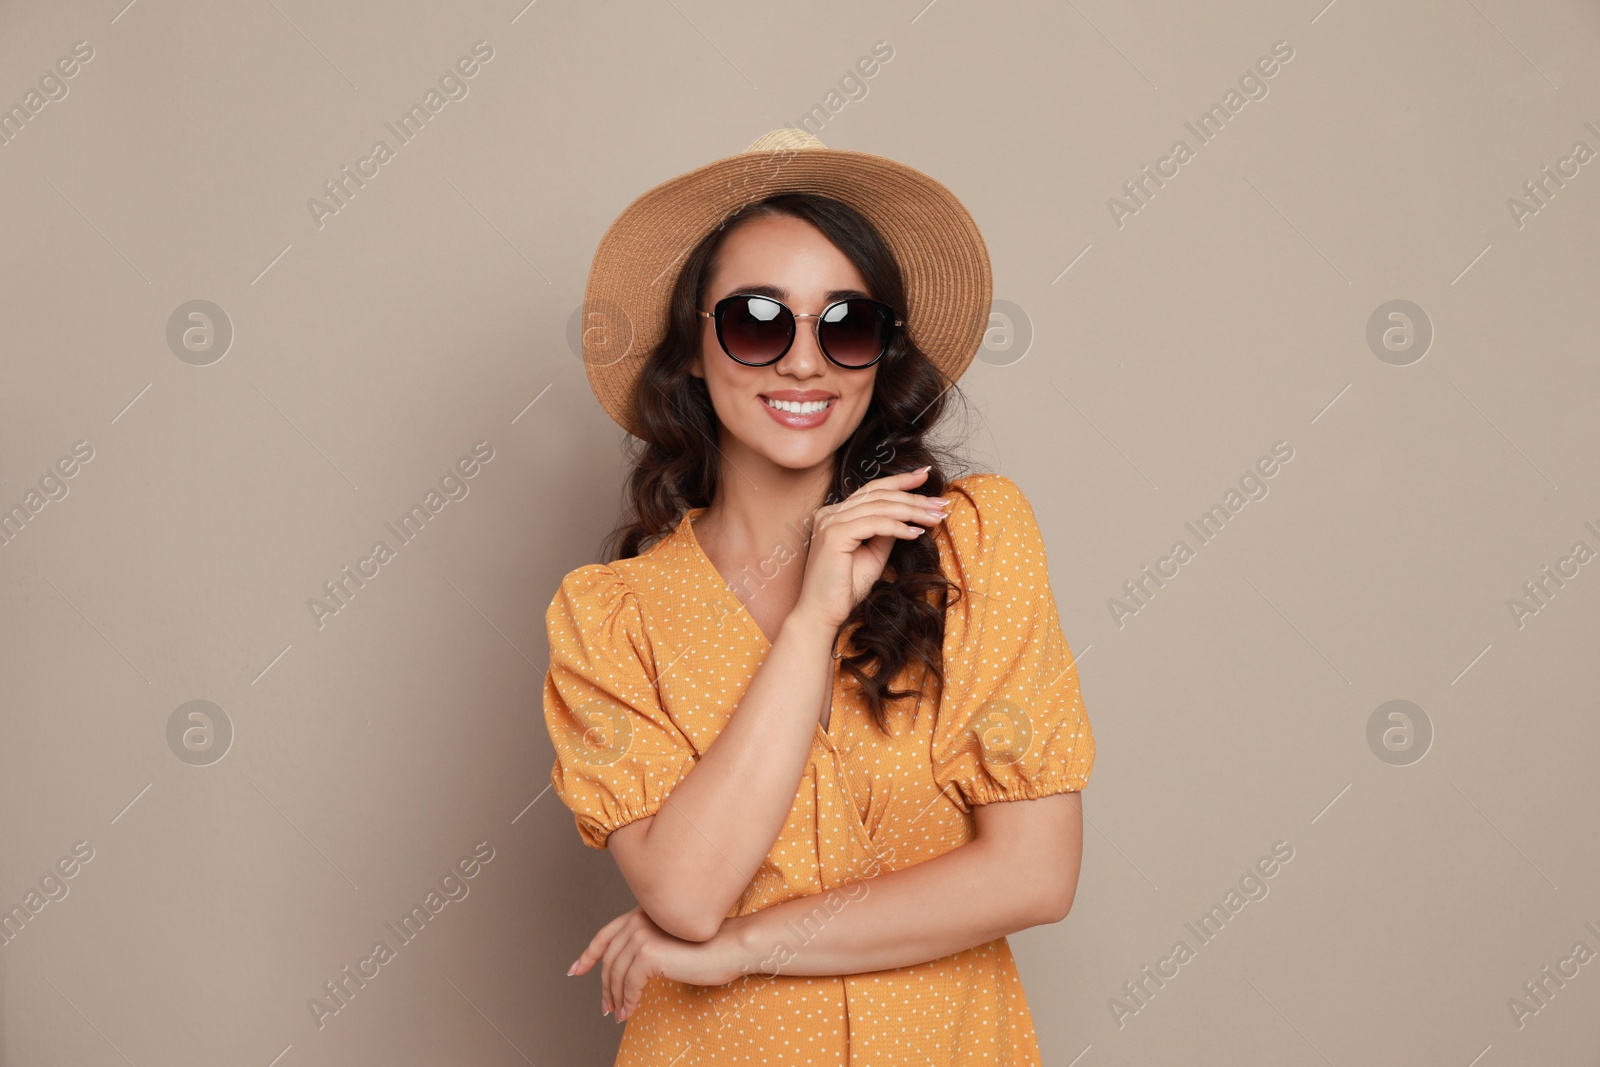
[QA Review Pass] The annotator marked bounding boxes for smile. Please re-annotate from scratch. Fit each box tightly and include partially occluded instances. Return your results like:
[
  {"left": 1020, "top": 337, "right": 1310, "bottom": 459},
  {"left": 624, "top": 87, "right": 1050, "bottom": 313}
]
[
  {"left": 762, "top": 397, "right": 834, "bottom": 414},
  {"left": 759, "top": 394, "right": 837, "bottom": 429}
]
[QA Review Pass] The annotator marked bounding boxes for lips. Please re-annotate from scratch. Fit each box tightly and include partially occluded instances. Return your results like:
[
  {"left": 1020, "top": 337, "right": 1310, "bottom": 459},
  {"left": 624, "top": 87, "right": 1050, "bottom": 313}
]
[{"left": 759, "top": 393, "right": 836, "bottom": 429}]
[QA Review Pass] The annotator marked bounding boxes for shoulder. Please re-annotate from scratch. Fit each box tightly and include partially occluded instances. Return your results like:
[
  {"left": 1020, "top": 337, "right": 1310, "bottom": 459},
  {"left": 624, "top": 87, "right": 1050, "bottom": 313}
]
[
  {"left": 551, "top": 560, "right": 628, "bottom": 599},
  {"left": 546, "top": 561, "right": 642, "bottom": 627},
  {"left": 946, "top": 472, "right": 1034, "bottom": 518},
  {"left": 545, "top": 537, "right": 697, "bottom": 635},
  {"left": 943, "top": 472, "right": 1043, "bottom": 540},
  {"left": 938, "top": 473, "right": 1049, "bottom": 576},
  {"left": 543, "top": 561, "right": 664, "bottom": 680},
  {"left": 549, "top": 529, "right": 686, "bottom": 605}
]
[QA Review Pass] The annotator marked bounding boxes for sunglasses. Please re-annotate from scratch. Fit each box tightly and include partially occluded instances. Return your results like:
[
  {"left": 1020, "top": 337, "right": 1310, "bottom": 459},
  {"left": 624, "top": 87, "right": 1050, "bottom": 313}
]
[{"left": 698, "top": 293, "right": 904, "bottom": 369}]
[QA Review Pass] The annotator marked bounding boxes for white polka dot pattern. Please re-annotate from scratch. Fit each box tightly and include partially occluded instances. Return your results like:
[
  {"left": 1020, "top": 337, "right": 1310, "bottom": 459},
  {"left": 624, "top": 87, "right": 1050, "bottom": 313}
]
[{"left": 542, "top": 473, "right": 1096, "bottom": 1064}]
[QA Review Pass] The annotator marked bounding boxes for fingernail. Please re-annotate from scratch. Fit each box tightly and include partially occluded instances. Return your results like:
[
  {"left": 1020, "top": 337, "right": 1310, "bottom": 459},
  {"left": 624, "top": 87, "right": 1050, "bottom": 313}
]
[
  {"left": 916, "top": 464, "right": 931, "bottom": 473},
  {"left": 928, "top": 497, "right": 949, "bottom": 505},
  {"left": 566, "top": 962, "right": 577, "bottom": 976}
]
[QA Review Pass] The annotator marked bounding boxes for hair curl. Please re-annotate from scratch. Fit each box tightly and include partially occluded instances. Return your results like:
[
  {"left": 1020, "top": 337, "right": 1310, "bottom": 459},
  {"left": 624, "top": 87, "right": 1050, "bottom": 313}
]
[{"left": 599, "top": 192, "right": 977, "bottom": 734}]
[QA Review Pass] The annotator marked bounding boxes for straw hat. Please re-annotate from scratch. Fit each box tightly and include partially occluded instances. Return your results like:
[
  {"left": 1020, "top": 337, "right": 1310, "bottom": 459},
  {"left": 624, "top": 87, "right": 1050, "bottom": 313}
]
[{"left": 578, "top": 128, "right": 993, "bottom": 439}]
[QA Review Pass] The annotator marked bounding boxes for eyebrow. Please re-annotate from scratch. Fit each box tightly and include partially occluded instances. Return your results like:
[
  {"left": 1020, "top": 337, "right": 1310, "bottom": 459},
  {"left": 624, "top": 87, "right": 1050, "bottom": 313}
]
[{"left": 722, "top": 283, "right": 874, "bottom": 304}]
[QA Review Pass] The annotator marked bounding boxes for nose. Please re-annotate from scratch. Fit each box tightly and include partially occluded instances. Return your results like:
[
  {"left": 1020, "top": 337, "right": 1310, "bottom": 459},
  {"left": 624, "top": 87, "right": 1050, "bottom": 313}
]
[{"left": 776, "top": 312, "right": 828, "bottom": 376}]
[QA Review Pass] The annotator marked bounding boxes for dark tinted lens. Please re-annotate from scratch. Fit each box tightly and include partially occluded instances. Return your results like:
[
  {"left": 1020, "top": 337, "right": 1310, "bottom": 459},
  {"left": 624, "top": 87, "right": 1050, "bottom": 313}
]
[
  {"left": 819, "top": 300, "right": 892, "bottom": 367},
  {"left": 719, "top": 296, "right": 792, "bottom": 363}
]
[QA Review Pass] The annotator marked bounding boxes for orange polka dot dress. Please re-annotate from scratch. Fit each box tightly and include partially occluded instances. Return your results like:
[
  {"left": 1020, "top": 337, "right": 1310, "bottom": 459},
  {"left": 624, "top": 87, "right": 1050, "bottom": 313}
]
[{"left": 543, "top": 472, "right": 1096, "bottom": 1065}]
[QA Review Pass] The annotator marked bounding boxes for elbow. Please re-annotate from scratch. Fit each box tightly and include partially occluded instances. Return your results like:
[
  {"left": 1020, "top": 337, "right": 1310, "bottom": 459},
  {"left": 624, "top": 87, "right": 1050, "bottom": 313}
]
[
  {"left": 1033, "top": 841, "right": 1083, "bottom": 925},
  {"left": 643, "top": 899, "right": 727, "bottom": 943},
  {"left": 611, "top": 827, "right": 734, "bottom": 942},
  {"left": 664, "top": 912, "right": 724, "bottom": 943},
  {"left": 1030, "top": 862, "right": 1080, "bottom": 925},
  {"left": 1036, "top": 885, "right": 1077, "bottom": 925}
]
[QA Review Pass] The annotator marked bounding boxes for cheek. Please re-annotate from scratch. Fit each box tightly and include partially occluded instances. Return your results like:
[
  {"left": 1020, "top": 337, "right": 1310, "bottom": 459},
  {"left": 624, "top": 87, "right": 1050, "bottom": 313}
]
[
  {"left": 830, "top": 375, "right": 877, "bottom": 437},
  {"left": 700, "top": 359, "right": 758, "bottom": 422},
  {"left": 846, "top": 372, "right": 878, "bottom": 410}
]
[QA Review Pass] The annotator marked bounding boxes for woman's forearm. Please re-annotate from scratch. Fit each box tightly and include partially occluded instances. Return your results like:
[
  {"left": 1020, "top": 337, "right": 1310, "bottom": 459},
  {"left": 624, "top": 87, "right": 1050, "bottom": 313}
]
[
  {"left": 719, "top": 832, "right": 1064, "bottom": 977},
  {"left": 612, "top": 608, "right": 838, "bottom": 941}
]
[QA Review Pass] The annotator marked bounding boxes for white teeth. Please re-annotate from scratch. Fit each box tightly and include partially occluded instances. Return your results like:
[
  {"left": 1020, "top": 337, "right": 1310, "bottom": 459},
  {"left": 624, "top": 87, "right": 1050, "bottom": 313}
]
[{"left": 763, "top": 397, "right": 832, "bottom": 414}]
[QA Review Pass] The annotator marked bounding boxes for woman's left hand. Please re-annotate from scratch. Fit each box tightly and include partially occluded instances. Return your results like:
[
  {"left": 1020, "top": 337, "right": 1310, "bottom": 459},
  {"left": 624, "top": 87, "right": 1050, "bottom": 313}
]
[{"left": 568, "top": 906, "right": 747, "bottom": 1022}]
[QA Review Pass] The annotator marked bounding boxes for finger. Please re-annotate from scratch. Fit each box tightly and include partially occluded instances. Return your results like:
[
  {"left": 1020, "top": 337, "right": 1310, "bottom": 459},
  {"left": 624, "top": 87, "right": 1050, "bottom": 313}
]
[
  {"left": 618, "top": 942, "right": 656, "bottom": 1022},
  {"left": 609, "top": 929, "right": 647, "bottom": 1021},
  {"left": 571, "top": 925, "right": 617, "bottom": 980},
  {"left": 829, "top": 467, "right": 932, "bottom": 510},
  {"left": 831, "top": 486, "right": 948, "bottom": 520},
  {"left": 608, "top": 940, "right": 652, "bottom": 1023},
  {"left": 570, "top": 908, "right": 638, "bottom": 977},
  {"left": 864, "top": 499, "right": 952, "bottom": 525},
  {"left": 825, "top": 514, "right": 931, "bottom": 548},
  {"left": 601, "top": 921, "right": 646, "bottom": 1017},
  {"left": 573, "top": 937, "right": 613, "bottom": 979},
  {"left": 838, "top": 478, "right": 938, "bottom": 504},
  {"left": 600, "top": 919, "right": 643, "bottom": 1014},
  {"left": 828, "top": 503, "right": 947, "bottom": 539},
  {"left": 874, "top": 465, "right": 932, "bottom": 487}
]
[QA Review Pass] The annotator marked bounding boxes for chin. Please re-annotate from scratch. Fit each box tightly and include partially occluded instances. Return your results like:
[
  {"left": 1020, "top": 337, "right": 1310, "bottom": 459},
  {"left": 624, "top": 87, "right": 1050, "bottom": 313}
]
[
  {"left": 755, "top": 436, "right": 840, "bottom": 472},
  {"left": 728, "top": 417, "right": 847, "bottom": 472}
]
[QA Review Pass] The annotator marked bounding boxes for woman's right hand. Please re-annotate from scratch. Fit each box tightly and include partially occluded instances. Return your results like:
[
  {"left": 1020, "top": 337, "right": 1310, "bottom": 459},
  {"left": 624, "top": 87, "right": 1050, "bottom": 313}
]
[{"left": 791, "top": 466, "right": 952, "bottom": 634}]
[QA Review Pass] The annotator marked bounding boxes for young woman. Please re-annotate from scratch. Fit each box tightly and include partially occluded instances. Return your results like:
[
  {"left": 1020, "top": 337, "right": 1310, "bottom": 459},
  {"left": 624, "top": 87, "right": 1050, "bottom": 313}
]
[{"left": 543, "top": 129, "right": 1096, "bottom": 1065}]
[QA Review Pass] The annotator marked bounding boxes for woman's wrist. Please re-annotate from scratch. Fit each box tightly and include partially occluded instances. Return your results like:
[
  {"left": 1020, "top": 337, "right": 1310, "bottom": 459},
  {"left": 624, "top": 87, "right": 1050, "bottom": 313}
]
[
  {"left": 778, "top": 605, "right": 839, "bottom": 650},
  {"left": 710, "top": 912, "right": 763, "bottom": 983}
]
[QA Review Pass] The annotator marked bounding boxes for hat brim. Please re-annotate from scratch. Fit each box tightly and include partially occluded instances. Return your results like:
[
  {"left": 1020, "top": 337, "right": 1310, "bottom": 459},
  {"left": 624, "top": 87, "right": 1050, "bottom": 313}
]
[{"left": 580, "top": 143, "right": 993, "bottom": 439}]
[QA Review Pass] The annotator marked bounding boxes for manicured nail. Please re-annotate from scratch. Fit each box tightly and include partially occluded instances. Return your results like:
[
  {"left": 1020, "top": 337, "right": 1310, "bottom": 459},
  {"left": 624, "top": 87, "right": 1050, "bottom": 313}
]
[
  {"left": 917, "top": 464, "right": 931, "bottom": 473},
  {"left": 928, "top": 497, "right": 949, "bottom": 505},
  {"left": 566, "top": 962, "right": 578, "bottom": 976}
]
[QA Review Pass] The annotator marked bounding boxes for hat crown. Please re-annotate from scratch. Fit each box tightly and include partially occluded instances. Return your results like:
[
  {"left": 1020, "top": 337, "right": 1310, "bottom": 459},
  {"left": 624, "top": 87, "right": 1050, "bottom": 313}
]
[
  {"left": 582, "top": 128, "right": 992, "bottom": 438},
  {"left": 742, "top": 128, "right": 826, "bottom": 154}
]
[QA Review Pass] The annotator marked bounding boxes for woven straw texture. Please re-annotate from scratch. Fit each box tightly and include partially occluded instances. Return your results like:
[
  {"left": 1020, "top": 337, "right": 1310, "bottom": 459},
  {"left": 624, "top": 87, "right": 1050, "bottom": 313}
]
[{"left": 580, "top": 129, "right": 993, "bottom": 438}]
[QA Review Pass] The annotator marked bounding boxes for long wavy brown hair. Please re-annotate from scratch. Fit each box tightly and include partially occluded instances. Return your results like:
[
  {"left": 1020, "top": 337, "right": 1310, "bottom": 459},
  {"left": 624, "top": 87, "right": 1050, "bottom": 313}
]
[{"left": 600, "top": 192, "right": 977, "bottom": 734}]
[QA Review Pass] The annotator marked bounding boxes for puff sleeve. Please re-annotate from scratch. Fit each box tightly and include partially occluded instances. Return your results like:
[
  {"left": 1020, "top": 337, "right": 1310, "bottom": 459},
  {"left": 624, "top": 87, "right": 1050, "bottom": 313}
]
[
  {"left": 542, "top": 563, "right": 699, "bottom": 849},
  {"left": 931, "top": 474, "right": 1095, "bottom": 810}
]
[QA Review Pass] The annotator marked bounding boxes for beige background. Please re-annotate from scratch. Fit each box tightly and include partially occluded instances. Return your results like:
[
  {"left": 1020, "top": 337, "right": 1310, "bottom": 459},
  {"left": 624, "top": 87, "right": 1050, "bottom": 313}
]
[{"left": 2, "top": 0, "right": 1597, "bottom": 1063}]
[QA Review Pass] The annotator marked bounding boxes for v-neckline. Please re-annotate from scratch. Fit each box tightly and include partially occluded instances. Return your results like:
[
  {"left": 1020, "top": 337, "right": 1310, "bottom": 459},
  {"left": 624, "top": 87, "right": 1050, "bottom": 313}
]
[
  {"left": 676, "top": 506, "right": 845, "bottom": 746},
  {"left": 679, "top": 506, "right": 774, "bottom": 651}
]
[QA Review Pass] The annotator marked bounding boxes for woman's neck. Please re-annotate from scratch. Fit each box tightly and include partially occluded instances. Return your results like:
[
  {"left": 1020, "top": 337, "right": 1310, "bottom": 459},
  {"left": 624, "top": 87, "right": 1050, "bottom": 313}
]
[{"left": 692, "top": 456, "right": 832, "bottom": 599}]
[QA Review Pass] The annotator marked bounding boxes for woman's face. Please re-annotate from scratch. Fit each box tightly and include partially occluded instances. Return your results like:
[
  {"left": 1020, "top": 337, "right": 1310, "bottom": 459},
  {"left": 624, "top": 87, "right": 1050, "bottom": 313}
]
[{"left": 690, "top": 214, "right": 880, "bottom": 475}]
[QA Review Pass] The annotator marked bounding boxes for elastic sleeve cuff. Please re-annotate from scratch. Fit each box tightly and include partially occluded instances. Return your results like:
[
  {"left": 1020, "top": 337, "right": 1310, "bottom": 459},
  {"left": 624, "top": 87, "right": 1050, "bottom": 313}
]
[
  {"left": 947, "top": 769, "right": 1091, "bottom": 811},
  {"left": 562, "top": 751, "right": 699, "bottom": 850}
]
